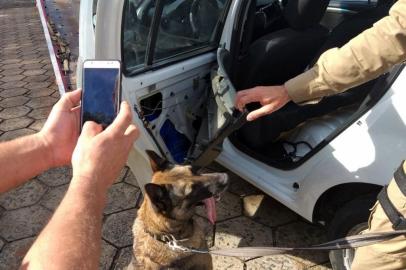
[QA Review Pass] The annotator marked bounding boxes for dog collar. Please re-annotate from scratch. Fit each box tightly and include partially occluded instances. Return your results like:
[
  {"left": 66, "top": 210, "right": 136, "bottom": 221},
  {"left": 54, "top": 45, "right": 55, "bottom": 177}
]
[
  {"left": 144, "top": 229, "right": 209, "bottom": 254},
  {"left": 144, "top": 229, "right": 189, "bottom": 245}
]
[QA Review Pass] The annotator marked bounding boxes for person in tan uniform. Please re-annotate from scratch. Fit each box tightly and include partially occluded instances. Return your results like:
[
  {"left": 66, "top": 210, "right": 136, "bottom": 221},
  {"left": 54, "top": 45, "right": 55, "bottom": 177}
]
[{"left": 236, "top": 0, "right": 406, "bottom": 269}]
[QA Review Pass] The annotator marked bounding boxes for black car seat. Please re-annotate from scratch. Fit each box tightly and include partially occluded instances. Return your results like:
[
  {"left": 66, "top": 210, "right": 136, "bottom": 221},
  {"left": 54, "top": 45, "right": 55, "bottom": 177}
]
[
  {"left": 235, "top": 0, "right": 330, "bottom": 90},
  {"left": 236, "top": 1, "right": 393, "bottom": 152}
]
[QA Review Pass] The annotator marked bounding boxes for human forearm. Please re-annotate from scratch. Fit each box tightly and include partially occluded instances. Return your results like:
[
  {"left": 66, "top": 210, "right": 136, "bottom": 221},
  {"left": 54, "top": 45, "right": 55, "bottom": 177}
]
[
  {"left": 22, "top": 176, "right": 107, "bottom": 270},
  {"left": 21, "top": 103, "right": 139, "bottom": 270},
  {"left": 0, "top": 134, "right": 52, "bottom": 193},
  {"left": 285, "top": 0, "right": 406, "bottom": 103}
]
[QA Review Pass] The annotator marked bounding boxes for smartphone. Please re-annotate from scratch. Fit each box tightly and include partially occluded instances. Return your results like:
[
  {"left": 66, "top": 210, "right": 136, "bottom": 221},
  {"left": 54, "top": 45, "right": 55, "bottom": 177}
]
[{"left": 81, "top": 60, "right": 121, "bottom": 129}]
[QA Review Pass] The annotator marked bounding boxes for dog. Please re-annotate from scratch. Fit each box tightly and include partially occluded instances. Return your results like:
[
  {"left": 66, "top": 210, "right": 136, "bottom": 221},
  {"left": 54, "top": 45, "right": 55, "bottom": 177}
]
[{"left": 127, "top": 150, "right": 229, "bottom": 270}]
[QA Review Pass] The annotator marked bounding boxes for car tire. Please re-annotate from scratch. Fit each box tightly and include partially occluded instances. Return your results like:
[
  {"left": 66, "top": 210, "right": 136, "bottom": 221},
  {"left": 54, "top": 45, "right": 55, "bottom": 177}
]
[{"left": 327, "top": 195, "right": 377, "bottom": 270}]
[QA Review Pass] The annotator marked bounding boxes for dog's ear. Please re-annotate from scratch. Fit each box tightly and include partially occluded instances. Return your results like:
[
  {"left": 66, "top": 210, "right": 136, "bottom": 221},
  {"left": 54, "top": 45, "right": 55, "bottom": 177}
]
[
  {"left": 146, "top": 150, "right": 171, "bottom": 172},
  {"left": 145, "top": 183, "right": 172, "bottom": 213}
]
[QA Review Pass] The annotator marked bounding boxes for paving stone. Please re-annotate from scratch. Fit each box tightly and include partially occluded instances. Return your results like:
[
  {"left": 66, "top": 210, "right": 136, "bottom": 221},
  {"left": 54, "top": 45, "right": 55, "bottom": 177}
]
[
  {"left": 307, "top": 263, "right": 333, "bottom": 269},
  {"left": 0, "top": 117, "right": 33, "bottom": 131},
  {"left": 28, "top": 106, "right": 52, "bottom": 119},
  {"left": 100, "top": 240, "right": 117, "bottom": 270},
  {"left": 0, "top": 180, "right": 46, "bottom": 210},
  {"left": 0, "top": 96, "right": 29, "bottom": 108},
  {"left": 0, "top": 237, "right": 35, "bottom": 270},
  {"left": 24, "top": 81, "right": 52, "bottom": 90},
  {"left": 29, "top": 119, "right": 46, "bottom": 131},
  {"left": 215, "top": 216, "right": 273, "bottom": 251},
  {"left": 22, "top": 69, "right": 46, "bottom": 76},
  {"left": 102, "top": 209, "right": 137, "bottom": 248},
  {"left": 243, "top": 195, "right": 298, "bottom": 227},
  {"left": 212, "top": 255, "right": 245, "bottom": 270},
  {"left": 275, "top": 221, "right": 329, "bottom": 266},
  {"left": 124, "top": 169, "right": 140, "bottom": 187},
  {"left": 0, "top": 59, "right": 22, "bottom": 65},
  {"left": 0, "top": 128, "right": 36, "bottom": 141},
  {"left": 0, "top": 205, "right": 51, "bottom": 241},
  {"left": 196, "top": 191, "right": 242, "bottom": 222},
  {"left": 0, "top": 106, "right": 30, "bottom": 119},
  {"left": 26, "top": 96, "right": 58, "bottom": 108},
  {"left": 20, "top": 59, "right": 41, "bottom": 65},
  {"left": 40, "top": 184, "right": 69, "bottom": 210},
  {"left": 21, "top": 63, "right": 44, "bottom": 70},
  {"left": 113, "top": 247, "right": 133, "bottom": 270},
  {"left": 22, "top": 75, "right": 49, "bottom": 83},
  {"left": 246, "top": 256, "right": 306, "bottom": 270},
  {"left": 51, "top": 91, "right": 60, "bottom": 98},
  {"left": 105, "top": 183, "right": 140, "bottom": 215},
  {"left": 0, "top": 88, "right": 29, "bottom": 98},
  {"left": 115, "top": 167, "right": 129, "bottom": 183},
  {"left": 1, "top": 63, "right": 22, "bottom": 70},
  {"left": 38, "top": 166, "right": 72, "bottom": 187},
  {"left": 0, "top": 74, "right": 25, "bottom": 83},
  {"left": 0, "top": 80, "right": 27, "bottom": 90},
  {"left": 0, "top": 68, "right": 23, "bottom": 76},
  {"left": 26, "top": 88, "right": 55, "bottom": 98}
]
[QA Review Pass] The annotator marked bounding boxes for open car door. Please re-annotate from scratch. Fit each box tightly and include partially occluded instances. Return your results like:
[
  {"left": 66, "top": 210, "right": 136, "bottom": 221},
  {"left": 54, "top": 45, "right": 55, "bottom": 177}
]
[
  {"left": 187, "top": 47, "right": 247, "bottom": 167},
  {"left": 94, "top": 0, "right": 244, "bottom": 184}
]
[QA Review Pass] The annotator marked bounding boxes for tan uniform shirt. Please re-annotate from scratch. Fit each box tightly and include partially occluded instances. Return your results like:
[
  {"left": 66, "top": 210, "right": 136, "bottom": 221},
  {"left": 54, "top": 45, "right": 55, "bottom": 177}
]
[{"left": 285, "top": 0, "right": 406, "bottom": 104}]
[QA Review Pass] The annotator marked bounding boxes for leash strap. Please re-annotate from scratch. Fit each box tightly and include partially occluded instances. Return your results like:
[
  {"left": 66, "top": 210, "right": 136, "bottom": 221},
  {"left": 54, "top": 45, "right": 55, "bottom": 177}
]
[
  {"left": 378, "top": 186, "right": 406, "bottom": 230},
  {"left": 165, "top": 230, "right": 406, "bottom": 257},
  {"left": 377, "top": 161, "right": 406, "bottom": 230},
  {"left": 394, "top": 161, "right": 406, "bottom": 196},
  {"left": 208, "top": 230, "right": 406, "bottom": 257}
]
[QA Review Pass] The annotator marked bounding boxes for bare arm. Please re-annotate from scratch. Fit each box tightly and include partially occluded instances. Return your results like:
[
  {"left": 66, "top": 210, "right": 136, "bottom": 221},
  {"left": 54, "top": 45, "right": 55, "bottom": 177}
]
[
  {"left": 22, "top": 102, "right": 139, "bottom": 270},
  {"left": 0, "top": 90, "right": 81, "bottom": 193}
]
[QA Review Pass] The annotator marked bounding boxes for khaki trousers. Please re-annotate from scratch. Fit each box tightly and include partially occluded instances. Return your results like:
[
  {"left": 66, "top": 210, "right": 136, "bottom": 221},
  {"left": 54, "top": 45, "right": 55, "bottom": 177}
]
[{"left": 351, "top": 163, "right": 406, "bottom": 270}]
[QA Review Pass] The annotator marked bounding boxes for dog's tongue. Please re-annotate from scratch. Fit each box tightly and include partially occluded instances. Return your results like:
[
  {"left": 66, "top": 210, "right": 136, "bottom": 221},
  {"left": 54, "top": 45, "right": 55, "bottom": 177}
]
[{"left": 203, "top": 197, "right": 217, "bottom": 225}]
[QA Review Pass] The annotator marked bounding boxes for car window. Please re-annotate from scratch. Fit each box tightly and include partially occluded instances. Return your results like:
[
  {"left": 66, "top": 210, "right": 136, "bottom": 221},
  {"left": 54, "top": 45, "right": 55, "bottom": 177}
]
[
  {"left": 123, "top": 0, "right": 227, "bottom": 73},
  {"left": 123, "top": 0, "right": 156, "bottom": 70}
]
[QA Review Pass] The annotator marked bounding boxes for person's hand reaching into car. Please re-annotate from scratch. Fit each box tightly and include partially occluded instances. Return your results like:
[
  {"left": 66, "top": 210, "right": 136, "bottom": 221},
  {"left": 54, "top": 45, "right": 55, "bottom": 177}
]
[
  {"left": 235, "top": 85, "right": 291, "bottom": 121},
  {"left": 71, "top": 101, "right": 139, "bottom": 193}
]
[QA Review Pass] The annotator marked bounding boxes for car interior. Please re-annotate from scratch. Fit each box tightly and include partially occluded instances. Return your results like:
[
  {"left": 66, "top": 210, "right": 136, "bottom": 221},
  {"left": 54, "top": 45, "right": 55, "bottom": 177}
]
[
  {"left": 226, "top": 0, "right": 397, "bottom": 169},
  {"left": 122, "top": 0, "right": 400, "bottom": 168}
]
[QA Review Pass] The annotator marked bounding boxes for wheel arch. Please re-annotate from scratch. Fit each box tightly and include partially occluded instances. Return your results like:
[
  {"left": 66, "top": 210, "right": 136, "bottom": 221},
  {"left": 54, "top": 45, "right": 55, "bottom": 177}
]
[{"left": 312, "top": 182, "right": 382, "bottom": 225}]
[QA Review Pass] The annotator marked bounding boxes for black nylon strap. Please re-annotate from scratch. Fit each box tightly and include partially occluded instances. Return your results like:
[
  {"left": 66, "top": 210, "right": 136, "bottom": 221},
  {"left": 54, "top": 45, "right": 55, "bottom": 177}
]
[
  {"left": 394, "top": 161, "right": 406, "bottom": 196},
  {"left": 378, "top": 186, "right": 406, "bottom": 230}
]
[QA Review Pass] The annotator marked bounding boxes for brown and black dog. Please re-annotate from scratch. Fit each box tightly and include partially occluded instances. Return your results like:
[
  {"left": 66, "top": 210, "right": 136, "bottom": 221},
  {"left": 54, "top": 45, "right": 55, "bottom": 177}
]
[{"left": 127, "top": 151, "right": 229, "bottom": 270}]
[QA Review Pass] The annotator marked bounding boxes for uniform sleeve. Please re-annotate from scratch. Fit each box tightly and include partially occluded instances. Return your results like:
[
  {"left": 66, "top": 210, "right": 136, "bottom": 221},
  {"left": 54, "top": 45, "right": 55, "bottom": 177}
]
[{"left": 285, "top": 0, "right": 406, "bottom": 104}]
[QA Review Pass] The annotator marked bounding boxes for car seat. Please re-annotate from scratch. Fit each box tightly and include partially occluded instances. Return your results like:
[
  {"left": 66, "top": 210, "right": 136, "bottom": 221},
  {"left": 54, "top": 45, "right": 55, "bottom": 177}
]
[
  {"left": 236, "top": 1, "right": 393, "bottom": 152},
  {"left": 235, "top": 0, "right": 330, "bottom": 90}
]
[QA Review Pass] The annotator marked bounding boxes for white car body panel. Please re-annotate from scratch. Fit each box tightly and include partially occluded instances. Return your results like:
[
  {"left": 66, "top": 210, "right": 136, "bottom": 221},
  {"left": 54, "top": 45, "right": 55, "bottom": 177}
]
[
  {"left": 80, "top": 0, "right": 406, "bottom": 222},
  {"left": 77, "top": 0, "right": 96, "bottom": 89}
]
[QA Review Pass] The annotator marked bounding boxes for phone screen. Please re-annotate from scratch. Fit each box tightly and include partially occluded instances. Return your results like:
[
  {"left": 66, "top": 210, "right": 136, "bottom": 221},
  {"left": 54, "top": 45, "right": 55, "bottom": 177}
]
[{"left": 82, "top": 67, "right": 120, "bottom": 128}]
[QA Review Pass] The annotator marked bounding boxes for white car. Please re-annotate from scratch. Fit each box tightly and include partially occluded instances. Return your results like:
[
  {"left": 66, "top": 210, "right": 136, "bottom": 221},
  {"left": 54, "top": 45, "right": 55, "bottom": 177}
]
[{"left": 78, "top": 0, "right": 405, "bottom": 268}]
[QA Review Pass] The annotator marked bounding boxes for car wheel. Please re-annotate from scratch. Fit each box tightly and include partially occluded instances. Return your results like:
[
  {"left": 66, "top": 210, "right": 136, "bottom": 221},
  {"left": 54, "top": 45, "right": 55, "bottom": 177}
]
[{"left": 327, "top": 196, "right": 377, "bottom": 270}]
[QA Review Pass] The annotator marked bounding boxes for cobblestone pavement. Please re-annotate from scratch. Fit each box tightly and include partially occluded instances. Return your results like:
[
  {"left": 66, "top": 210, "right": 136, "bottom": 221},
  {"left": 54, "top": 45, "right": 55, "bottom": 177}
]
[{"left": 0, "top": 2, "right": 332, "bottom": 270}]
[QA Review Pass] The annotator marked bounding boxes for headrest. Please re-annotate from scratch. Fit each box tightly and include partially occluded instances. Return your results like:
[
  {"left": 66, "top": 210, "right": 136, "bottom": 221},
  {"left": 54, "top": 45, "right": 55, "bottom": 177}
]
[{"left": 283, "top": 0, "right": 329, "bottom": 30}]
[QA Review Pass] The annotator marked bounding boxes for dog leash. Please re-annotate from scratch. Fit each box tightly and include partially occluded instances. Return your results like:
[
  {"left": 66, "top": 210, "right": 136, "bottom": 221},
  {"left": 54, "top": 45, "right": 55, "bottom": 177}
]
[{"left": 162, "top": 229, "right": 406, "bottom": 257}]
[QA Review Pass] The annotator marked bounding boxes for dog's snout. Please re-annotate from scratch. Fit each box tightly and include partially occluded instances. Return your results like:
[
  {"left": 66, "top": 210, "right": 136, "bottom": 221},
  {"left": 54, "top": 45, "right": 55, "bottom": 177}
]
[{"left": 218, "top": 173, "right": 229, "bottom": 186}]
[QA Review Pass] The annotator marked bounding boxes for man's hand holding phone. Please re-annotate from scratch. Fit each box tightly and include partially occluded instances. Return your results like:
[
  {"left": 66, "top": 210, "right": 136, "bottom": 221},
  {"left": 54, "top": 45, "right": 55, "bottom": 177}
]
[
  {"left": 38, "top": 89, "right": 82, "bottom": 168},
  {"left": 72, "top": 101, "right": 139, "bottom": 194}
]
